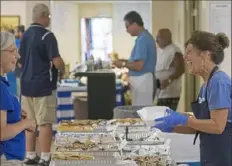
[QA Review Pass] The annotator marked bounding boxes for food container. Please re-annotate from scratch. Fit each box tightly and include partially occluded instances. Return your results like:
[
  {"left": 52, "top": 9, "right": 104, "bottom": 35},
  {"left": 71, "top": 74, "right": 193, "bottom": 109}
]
[{"left": 137, "top": 106, "right": 169, "bottom": 127}]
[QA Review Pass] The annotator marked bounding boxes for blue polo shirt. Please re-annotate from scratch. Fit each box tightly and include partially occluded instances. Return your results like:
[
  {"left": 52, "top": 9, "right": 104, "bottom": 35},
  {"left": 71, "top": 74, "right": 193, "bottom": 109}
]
[
  {"left": 0, "top": 76, "right": 25, "bottom": 160},
  {"left": 129, "top": 29, "right": 157, "bottom": 76},
  {"left": 19, "top": 23, "right": 60, "bottom": 97}
]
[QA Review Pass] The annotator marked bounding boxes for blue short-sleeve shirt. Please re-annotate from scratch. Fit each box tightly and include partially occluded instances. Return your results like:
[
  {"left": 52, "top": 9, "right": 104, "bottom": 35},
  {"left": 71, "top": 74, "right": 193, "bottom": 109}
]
[
  {"left": 0, "top": 76, "right": 25, "bottom": 160},
  {"left": 128, "top": 30, "right": 157, "bottom": 76},
  {"left": 19, "top": 23, "right": 60, "bottom": 97},
  {"left": 199, "top": 71, "right": 232, "bottom": 123}
]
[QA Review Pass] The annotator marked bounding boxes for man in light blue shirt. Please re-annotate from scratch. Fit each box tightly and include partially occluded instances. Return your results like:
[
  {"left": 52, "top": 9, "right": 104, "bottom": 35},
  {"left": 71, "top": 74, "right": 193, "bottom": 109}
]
[{"left": 113, "top": 11, "right": 157, "bottom": 105}]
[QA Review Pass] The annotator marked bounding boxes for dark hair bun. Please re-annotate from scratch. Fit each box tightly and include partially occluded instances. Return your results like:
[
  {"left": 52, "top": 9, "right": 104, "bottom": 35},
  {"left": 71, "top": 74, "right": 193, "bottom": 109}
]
[{"left": 216, "top": 33, "right": 230, "bottom": 49}]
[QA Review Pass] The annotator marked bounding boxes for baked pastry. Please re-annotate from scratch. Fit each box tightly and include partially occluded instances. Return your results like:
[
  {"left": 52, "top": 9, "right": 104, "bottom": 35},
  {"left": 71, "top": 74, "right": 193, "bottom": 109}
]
[
  {"left": 60, "top": 119, "right": 105, "bottom": 126},
  {"left": 55, "top": 140, "right": 98, "bottom": 151},
  {"left": 111, "top": 118, "right": 143, "bottom": 125},
  {"left": 57, "top": 124, "right": 93, "bottom": 132},
  {"left": 124, "top": 156, "right": 167, "bottom": 166}
]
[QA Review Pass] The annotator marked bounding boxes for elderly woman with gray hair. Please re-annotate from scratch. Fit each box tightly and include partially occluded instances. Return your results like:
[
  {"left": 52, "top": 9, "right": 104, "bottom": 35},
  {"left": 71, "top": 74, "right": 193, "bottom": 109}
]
[{"left": 0, "top": 32, "right": 36, "bottom": 166}]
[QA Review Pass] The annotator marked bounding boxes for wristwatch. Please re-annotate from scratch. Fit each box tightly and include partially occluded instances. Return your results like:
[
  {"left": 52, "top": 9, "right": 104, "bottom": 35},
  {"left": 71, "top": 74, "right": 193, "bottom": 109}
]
[{"left": 122, "top": 61, "right": 126, "bottom": 67}]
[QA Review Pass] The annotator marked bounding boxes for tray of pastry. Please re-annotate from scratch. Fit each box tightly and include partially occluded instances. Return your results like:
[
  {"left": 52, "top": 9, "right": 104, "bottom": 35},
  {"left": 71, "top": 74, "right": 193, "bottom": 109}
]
[
  {"left": 107, "top": 118, "right": 145, "bottom": 127},
  {"left": 124, "top": 155, "right": 172, "bottom": 166},
  {"left": 55, "top": 132, "right": 117, "bottom": 145},
  {"left": 52, "top": 152, "right": 118, "bottom": 165},
  {"left": 54, "top": 140, "right": 121, "bottom": 153},
  {"left": 57, "top": 119, "right": 116, "bottom": 133}
]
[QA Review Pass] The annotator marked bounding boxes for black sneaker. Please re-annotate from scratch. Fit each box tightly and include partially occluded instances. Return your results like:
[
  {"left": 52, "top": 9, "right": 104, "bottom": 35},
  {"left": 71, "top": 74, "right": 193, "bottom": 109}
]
[
  {"left": 24, "top": 156, "right": 40, "bottom": 165},
  {"left": 38, "top": 159, "right": 51, "bottom": 166}
]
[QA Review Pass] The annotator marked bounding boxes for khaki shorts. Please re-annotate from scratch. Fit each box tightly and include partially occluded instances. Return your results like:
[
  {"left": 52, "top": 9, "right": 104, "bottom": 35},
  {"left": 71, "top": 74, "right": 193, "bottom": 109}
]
[
  {"left": 1, "top": 156, "right": 23, "bottom": 166},
  {"left": 21, "top": 91, "right": 57, "bottom": 125}
]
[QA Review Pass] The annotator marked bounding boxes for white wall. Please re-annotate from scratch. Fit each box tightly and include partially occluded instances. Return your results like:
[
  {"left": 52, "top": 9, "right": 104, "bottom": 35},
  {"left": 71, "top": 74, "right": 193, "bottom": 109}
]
[
  {"left": 152, "top": 1, "right": 185, "bottom": 49},
  {"left": 0, "top": 1, "right": 50, "bottom": 28},
  {"left": 79, "top": 3, "right": 113, "bottom": 18},
  {"left": 112, "top": 1, "right": 152, "bottom": 59},
  {"left": 199, "top": 1, "right": 231, "bottom": 77},
  {"left": 1, "top": 1, "right": 27, "bottom": 26},
  {"left": 50, "top": 1, "right": 80, "bottom": 70}
]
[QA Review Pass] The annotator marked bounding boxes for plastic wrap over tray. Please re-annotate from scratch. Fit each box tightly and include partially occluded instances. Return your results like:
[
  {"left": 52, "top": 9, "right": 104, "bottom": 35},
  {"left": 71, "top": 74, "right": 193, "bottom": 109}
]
[
  {"left": 118, "top": 131, "right": 166, "bottom": 145},
  {"left": 122, "top": 138, "right": 171, "bottom": 156}
]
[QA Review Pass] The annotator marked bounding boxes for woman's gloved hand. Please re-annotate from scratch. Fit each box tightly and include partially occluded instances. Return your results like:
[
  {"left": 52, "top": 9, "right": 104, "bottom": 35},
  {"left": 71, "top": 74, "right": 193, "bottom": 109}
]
[{"left": 153, "top": 109, "right": 188, "bottom": 132}]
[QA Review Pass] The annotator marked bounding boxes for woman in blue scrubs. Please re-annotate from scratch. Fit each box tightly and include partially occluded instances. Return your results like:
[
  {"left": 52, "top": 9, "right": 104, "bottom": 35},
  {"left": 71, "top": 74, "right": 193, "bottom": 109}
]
[
  {"left": 0, "top": 32, "right": 36, "bottom": 165},
  {"left": 154, "top": 31, "right": 232, "bottom": 166}
]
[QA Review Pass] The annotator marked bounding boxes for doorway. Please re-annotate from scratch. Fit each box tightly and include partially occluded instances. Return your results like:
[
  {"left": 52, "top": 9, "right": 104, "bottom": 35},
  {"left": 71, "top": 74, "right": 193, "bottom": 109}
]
[
  {"left": 80, "top": 17, "right": 113, "bottom": 63},
  {"left": 184, "top": 0, "right": 200, "bottom": 112}
]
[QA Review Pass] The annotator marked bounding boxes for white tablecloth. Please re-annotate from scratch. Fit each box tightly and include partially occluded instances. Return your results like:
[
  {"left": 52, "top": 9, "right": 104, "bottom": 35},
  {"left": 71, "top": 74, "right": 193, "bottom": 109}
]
[{"left": 163, "top": 133, "right": 200, "bottom": 163}]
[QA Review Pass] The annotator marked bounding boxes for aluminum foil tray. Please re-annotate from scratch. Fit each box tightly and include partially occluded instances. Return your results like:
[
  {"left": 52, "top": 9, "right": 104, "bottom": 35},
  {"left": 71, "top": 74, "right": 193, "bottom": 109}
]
[
  {"left": 54, "top": 150, "right": 121, "bottom": 159},
  {"left": 123, "top": 155, "right": 173, "bottom": 166},
  {"left": 119, "top": 132, "right": 165, "bottom": 145},
  {"left": 50, "top": 159, "right": 118, "bottom": 166},
  {"left": 55, "top": 145, "right": 120, "bottom": 153},
  {"left": 57, "top": 120, "right": 117, "bottom": 133},
  {"left": 126, "top": 140, "right": 164, "bottom": 145},
  {"left": 50, "top": 160, "right": 138, "bottom": 166},
  {"left": 116, "top": 126, "right": 150, "bottom": 132},
  {"left": 55, "top": 132, "right": 117, "bottom": 145}
]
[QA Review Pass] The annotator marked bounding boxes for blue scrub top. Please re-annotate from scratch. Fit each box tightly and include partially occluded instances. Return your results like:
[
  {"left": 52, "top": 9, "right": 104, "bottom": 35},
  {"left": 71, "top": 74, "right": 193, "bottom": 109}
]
[
  {"left": 0, "top": 76, "right": 25, "bottom": 160},
  {"left": 199, "top": 71, "right": 232, "bottom": 123},
  {"left": 6, "top": 72, "right": 17, "bottom": 96},
  {"left": 129, "top": 29, "right": 157, "bottom": 76}
]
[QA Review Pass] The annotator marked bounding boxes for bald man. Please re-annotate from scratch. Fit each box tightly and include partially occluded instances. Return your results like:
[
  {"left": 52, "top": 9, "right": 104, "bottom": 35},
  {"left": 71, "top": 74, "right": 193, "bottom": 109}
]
[{"left": 155, "top": 29, "right": 185, "bottom": 110}]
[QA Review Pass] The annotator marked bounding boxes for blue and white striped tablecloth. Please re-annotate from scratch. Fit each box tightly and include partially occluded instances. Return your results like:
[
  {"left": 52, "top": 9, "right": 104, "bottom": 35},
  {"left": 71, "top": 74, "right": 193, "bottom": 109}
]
[{"left": 56, "top": 85, "right": 124, "bottom": 122}]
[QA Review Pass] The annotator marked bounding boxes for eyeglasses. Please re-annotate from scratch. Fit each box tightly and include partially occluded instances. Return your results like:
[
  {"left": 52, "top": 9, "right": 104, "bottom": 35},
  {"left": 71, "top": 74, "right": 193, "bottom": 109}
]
[{"left": 1, "top": 48, "right": 19, "bottom": 59}]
